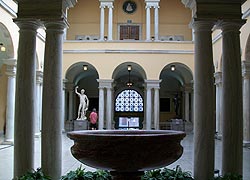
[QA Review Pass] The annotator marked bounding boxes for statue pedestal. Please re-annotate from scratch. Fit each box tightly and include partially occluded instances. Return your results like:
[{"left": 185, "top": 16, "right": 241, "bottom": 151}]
[{"left": 74, "top": 120, "right": 88, "bottom": 130}]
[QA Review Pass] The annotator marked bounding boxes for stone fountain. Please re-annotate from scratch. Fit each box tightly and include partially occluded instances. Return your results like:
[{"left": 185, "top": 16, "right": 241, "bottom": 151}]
[{"left": 67, "top": 130, "right": 186, "bottom": 180}]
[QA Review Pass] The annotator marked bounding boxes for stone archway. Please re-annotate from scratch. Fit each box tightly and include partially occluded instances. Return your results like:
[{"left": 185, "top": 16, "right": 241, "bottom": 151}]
[
  {"left": 64, "top": 62, "right": 99, "bottom": 130},
  {"left": 159, "top": 62, "right": 193, "bottom": 130}
]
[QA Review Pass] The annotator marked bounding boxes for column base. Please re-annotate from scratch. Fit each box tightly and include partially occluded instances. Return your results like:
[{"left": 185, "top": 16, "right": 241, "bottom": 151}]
[
  {"left": 35, "top": 132, "right": 41, "bottom": 138},
  {"left": 215, "top": 133, "right": 222, "bottom": 140},
  {"left": 243, "top": 141, "right": 250, "bottom": 147},
  {"left": 2, "top": 139, "right": 14, "bottom": 145}
]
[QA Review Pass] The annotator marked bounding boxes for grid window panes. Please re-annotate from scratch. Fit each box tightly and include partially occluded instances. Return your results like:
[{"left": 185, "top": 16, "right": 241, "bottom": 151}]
[{"left": 115, "top": 89, "right": 143, "bottom": 112}]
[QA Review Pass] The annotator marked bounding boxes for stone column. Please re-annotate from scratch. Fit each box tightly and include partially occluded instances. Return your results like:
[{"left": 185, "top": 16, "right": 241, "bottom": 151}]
[
  {"left": 67, "top": 82, "right": 74, "bottom": 120},
  {"left": 108, "top": 3, "right": 113, "bottom": 41},
  {"left": 99, "top": 3, "right": 105, "bottom": 41},
  {"left": 3, "top": 59, "right": 16, "bottom": 144},
  {"left": 214, "top": 72, "right": 222, "bottom": 139},
  {"left": 154, "top": 87, "right": 160, "bottom": 130},
  {"left": 154, "top": 4, "right": 159, "bottom": 41},
  {"left": 35, "top": 71, "right": 43, "bottom": 137},
  {"left": 106, "top": 86, "right": 112, "bottom": 129},
  {"left": 98, "top": 87, "right": 105, "bottom": 130},
  {"left": 192, "top": 20, "right": 215, "bottom": 180},
  {"left": 184, "top": 86, "right": 191, "bottom": 122},
  {"left": 13, "top": 19, "right": 40, "bottom": 178},
  {"left": 219, "top": 20, "right": 245, "bottom": 175},
  {"left": 145, "top": 80, "right": 160, "bottom": 129},
  {"left": 242, "top": 61, "right": 250, "bottom": 146},
  {"left": 41, "top": 20, "right": 66, "bottom": 180},
  {"left": 145, "top": 5, "right": 151, "bottom": 41}
]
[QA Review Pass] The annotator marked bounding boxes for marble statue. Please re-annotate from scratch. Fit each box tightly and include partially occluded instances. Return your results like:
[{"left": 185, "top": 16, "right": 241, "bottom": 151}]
[{"left": 75, "top": 86, "right": 89, "bottom": 120}]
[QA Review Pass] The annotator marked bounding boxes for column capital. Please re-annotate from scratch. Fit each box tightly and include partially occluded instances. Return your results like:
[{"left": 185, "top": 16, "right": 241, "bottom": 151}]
[
  {"left": 97, "top": 79, "right": 114, "bottom": 89},
  {"left": 43, "top": 19, "right": 68, "bottom": 32},
  {"left": 216, "top": 19, "right": 246, "bottom": 33},
  {"left": 242, "top": 61, "right": 250, "bottom": 79},
  {"left": 13, "top": 18, "right": 41, "bottom": 30},
  {"left": 64, "top": 81, "right": 75, "bottom": 91},
  {"left": 36, "top": 70, "right": 43, "bottom": 84},
  {"left": 184, "top": 83, "right": 193, "bottom": 92},
  {"left": 191, "top": 18, "right": 216, "bottom": 31},
  {"left": 99, "top": 1, "right": 114, "bottom": 8},
  {"left": 144, "top": 79, "right": 162, "bottom": 89},
  {"left": 214, "top": 71, "right": 222, "bottom": 85},
  {"left": 3, "top": 58, "right": 17, "bottom": 77}
]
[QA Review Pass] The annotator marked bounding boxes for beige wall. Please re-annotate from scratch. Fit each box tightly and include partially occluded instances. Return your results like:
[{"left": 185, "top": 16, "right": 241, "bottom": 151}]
[
  {"left": 63, "top": 41, "right": 194, "bottom": 79},
  {"left": 67, "top": 0, "right": 192, "bottom": 40}
]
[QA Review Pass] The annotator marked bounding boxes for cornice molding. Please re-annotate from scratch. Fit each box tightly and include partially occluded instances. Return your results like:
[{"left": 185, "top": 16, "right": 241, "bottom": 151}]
[{"left": 64, "top": 49, "right": 194, "bottom": 54}]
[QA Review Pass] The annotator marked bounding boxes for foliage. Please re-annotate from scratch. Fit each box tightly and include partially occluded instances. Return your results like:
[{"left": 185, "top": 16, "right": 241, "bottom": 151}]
[
  {"left": 141, "top": 165, "right": 194, "bottom": 180},
  {"left": 214, "top": 173, "right": 243, "bottom": 180},
  {"left": 61, "top": 166, "right": 112, "bottom": 180},
  {"left": 16, "top": 168, "right": 51, "bottom": 180}
]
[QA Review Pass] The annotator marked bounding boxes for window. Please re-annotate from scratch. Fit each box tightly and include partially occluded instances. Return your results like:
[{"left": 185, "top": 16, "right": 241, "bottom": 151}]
[{"left": 115, "top": 89, "right": 143, "bottom": 112}]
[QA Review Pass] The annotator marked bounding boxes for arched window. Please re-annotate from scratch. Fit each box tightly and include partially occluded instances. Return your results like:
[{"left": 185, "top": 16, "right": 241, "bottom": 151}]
[{"left": 115, "top": 89, "right": 143, "bottom": 112}]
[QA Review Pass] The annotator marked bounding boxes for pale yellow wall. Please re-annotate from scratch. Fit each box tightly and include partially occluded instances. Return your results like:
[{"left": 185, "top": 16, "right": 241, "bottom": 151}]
[
  {"left": 159, "top": 0, "right": 192, "bottom": 40},
  {"left": 67, "top": 0, "right": 192, "bottom": 40},
  {"left": 212, "top": 30, "right": 222, "bottom": 72},
  {"left": 241, "top": 0, "right": 250, "bottom": 60},
  {"left": 63, "top": 41, "right": 194, "bottom": 79}
]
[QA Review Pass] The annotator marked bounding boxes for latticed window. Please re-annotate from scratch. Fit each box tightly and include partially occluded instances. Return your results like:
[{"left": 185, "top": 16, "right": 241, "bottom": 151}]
[{"left": 115, "top": 89, "right": 143, "bottom": 112}]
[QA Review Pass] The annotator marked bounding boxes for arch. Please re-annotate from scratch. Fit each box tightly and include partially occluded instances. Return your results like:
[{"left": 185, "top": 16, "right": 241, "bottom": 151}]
[
  {"left": 112, "top": 61, "right": 147, "bottom": 80},
  {"left": 0, "top": 22, "right": 14, "bottom": 68},
  {"left": 65, "top": 61, "right": 99, "bottom": 84},
  {"left": 159, "top": 62, "right": 193, "bottom": 86}
]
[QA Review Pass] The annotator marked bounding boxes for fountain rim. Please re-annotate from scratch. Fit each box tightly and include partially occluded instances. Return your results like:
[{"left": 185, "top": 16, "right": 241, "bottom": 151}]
[{"left": 67, "top": 129, "right": 186, "bottom": 138}]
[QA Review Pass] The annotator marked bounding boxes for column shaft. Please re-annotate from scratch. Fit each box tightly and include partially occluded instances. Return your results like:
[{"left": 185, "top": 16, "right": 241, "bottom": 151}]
[
  {"left": 106, "top": 87, "right": 112, "bottom": 129},
  {"left": 184, "top": 91, "right": 190, "bottom": 122},
  {"left": 193, "top": 20, "right": 215, "bottom": 180},
  {"left": 13, "top": 20, "right": 40, "bottom": 178},
  {"left": 242, "top": 61, "right": 250, "bottom": 146},
  {"left": 154, "top": 88, "right": 160, "bottom": 130},
  {"left": 146, "top": 6, "right": 151, "bottom": 41},
  {"left": 4, "top": 61, "right": 16, "bottom": 143},
  {"left": 154, "top": 6, "right": 159, "bottom": 41},
  {"left": 146, "top": 87, "right": 152, "bottom": 130},
  {"left": 108, "top": 5, "right": 113, "bottom": 40},
  {"left": 220, "top": 21, "right": 245, "bottom": 175},
  {"left": 42, "top": 21, "right": 65, "bottom": 180},
  {"left": 35, "top": 71, "right": 43, "bottom": 137},
  {"left": 100, "top": 5, "right": 105, "bottom": 41},
  {"left": 214, "top": 72, "right": 222, "bottom": 138},
  {"left": 98, "top": 88, "right": 105, "bottom": 130}
]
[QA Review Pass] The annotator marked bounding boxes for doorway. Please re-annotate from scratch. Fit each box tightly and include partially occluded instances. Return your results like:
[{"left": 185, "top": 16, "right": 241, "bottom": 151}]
[{"left": 119, "top": 25, "right": 140, "bottom": 40}]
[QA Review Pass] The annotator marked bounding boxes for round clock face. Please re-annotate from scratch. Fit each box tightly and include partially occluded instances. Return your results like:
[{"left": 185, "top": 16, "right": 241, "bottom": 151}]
[{"left": 123, "top": 1, "right": 137, "bottom": 14}]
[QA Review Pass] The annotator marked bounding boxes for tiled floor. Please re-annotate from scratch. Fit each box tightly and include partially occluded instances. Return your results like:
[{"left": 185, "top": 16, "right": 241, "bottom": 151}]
[{"left": 0, "top": 132, "right": 250, "bottom": 180}]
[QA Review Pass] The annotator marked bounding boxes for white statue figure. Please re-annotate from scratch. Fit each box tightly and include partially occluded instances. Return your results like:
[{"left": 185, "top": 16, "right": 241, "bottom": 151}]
[{"left": 75, "top": 86, "right": 89, "bottom": 120}]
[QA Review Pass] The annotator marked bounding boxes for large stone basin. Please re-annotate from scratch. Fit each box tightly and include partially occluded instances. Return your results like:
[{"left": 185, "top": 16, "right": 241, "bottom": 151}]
[{"left": 67, "top": 130, "right": 186, "bottom": 180}]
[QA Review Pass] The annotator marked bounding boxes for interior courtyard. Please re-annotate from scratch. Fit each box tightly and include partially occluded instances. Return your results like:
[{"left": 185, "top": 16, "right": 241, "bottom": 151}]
[{"left": 1, "top": 0, "right": 250, "bottom": 179}]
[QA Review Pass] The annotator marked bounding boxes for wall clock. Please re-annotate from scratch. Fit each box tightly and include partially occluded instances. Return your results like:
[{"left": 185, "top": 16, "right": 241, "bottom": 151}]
[{"left": 123, "top": 1, "right": 137, "bottom": 14}]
